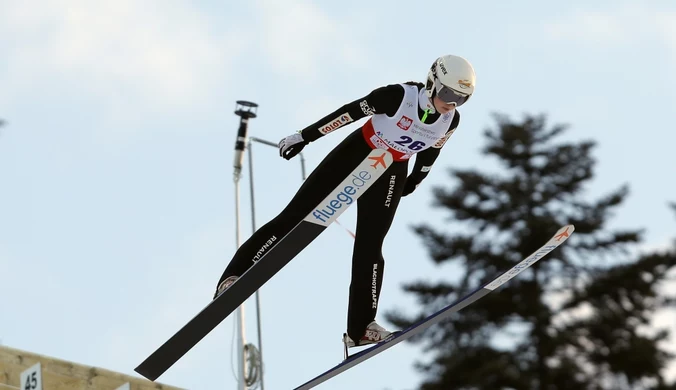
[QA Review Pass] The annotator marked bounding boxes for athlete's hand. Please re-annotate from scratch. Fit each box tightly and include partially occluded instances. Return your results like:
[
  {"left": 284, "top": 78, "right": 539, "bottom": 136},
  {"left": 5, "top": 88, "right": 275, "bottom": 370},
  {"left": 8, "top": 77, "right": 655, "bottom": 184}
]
[
  {"left": 278, "top": 132, "right": 307, "bottom": 160},
  {"left": 402, "top": 178, "right": 421, "bottom": 197}
]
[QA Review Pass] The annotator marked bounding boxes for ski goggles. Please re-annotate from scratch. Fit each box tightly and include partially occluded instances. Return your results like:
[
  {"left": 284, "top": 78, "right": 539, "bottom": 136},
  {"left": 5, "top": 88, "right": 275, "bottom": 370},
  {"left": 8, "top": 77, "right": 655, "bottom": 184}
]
[{"left": 436, "top": 84, "right": 470, "bottom": 106}]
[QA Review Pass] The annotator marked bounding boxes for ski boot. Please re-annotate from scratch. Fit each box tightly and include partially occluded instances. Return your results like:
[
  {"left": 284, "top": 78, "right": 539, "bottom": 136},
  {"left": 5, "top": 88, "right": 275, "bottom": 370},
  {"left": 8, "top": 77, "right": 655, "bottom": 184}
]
[
  {"left": 342, "top": 321, "right": 396, "bottom": 360},
  {"left": 213, "top": 276, "right": 238, "bottom": 300}
]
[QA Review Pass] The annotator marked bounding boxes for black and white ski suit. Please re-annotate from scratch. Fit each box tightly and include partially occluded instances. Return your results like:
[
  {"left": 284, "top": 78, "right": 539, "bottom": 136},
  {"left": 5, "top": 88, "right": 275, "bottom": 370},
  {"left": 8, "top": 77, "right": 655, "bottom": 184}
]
[{"left": 217, "top": 81, "right": 461, "bottom": 341}]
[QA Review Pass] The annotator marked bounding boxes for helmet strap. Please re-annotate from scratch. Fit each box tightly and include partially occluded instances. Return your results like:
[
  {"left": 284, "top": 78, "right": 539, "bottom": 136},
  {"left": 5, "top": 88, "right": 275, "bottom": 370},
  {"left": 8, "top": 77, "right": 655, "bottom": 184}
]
[{"left": 420, "top": 86, "right": 436, "bottom": 114}]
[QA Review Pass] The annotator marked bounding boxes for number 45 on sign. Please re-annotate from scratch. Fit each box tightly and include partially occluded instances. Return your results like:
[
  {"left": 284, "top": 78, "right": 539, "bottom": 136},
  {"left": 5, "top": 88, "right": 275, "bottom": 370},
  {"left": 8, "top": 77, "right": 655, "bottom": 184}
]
[{"left": 20, "top": 363, "right": 42, "bottom": 390}]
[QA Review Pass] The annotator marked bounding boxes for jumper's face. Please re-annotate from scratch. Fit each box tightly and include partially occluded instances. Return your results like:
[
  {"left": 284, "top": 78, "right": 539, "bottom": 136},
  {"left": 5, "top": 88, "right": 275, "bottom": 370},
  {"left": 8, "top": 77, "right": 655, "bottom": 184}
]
[{"left": 433, "top": 96, "right": 456, "bottom": 114}]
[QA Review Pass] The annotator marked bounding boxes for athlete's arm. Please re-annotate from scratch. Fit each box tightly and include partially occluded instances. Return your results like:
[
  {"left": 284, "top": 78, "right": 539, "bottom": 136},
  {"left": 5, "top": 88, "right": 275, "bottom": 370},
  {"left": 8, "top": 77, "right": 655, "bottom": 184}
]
[
  {"left": 299, "top": 84, "right": 405, "bottom": 143},
  {"left": 402, "top": 111, "right": 461, "bottom": 196}
]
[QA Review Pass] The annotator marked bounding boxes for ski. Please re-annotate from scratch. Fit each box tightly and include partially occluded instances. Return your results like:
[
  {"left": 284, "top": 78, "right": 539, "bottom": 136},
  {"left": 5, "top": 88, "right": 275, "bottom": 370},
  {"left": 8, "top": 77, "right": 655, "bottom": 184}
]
[
  {"left": 293, "top": 224, "right": 575, "bottom": 390},
  {"left": 134, "top": 149, "right": 393, "bottom": 381}
]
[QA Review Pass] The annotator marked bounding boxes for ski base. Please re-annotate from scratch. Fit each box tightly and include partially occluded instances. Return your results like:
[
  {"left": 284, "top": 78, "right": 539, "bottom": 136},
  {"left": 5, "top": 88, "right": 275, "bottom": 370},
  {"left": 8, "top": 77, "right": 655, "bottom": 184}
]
[
  {"left": 293, "top": 224, "right": 574, "bottom": 390},
  {"left": 135, "top": 220, "right": 325, "bottom": 381}
]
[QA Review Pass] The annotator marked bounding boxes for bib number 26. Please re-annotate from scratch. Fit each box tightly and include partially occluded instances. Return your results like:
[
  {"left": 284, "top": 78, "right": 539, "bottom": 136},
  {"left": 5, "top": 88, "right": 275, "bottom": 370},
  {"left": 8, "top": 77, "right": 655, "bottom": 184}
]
[{"left": 393, "top": 136, "right": 426, "bottom": 151}]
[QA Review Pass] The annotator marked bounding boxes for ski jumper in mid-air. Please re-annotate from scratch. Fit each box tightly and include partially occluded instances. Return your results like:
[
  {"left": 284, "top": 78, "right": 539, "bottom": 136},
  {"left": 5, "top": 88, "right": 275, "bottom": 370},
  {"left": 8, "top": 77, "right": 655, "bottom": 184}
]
[{"left": 214, "top": 54, "right": 477, "bottom": 348}]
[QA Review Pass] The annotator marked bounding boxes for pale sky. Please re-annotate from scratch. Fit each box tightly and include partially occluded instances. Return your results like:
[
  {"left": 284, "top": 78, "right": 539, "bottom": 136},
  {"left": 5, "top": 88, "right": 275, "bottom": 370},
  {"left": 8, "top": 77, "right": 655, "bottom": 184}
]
[{"left": 1, "top": 1, "right": 675, "bottom": 389}]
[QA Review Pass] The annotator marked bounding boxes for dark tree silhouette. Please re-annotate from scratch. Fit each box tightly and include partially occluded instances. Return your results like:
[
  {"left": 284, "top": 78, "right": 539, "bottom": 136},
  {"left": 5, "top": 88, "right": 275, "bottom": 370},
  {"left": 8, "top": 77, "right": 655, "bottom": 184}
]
[{"left": 387, "top": 113, "right": 676, "bottom": 390}]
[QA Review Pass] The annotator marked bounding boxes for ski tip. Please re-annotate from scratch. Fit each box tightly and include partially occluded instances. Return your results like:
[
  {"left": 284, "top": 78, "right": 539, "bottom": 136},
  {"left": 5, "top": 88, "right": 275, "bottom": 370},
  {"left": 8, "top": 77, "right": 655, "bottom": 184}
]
[
  {"left": 553, "top": 225, "right": 575, "bottom": 242},
  {"left": 134, "top": 365, "right": 159, "bottom": 382}
]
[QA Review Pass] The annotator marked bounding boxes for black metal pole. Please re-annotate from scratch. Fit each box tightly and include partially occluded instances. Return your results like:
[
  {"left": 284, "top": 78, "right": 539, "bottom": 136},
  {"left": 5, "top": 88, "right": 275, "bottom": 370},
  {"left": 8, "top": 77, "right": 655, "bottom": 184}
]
[{"left": 234, "top": 101, "right": 258, "bottom": 180}]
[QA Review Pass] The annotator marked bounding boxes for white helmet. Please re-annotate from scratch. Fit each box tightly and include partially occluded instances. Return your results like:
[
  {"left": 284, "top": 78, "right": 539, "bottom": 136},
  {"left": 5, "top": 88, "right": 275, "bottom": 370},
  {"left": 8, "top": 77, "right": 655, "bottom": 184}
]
[{"left": 425, "top": 54, "right": 476, "bottom": 106}]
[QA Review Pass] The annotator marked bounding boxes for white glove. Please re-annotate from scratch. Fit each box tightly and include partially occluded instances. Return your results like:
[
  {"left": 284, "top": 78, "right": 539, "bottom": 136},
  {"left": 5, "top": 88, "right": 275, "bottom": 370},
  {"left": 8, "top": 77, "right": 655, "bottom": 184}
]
[{"left": 278, "top": 132, "right": 307, "bottom": 160}]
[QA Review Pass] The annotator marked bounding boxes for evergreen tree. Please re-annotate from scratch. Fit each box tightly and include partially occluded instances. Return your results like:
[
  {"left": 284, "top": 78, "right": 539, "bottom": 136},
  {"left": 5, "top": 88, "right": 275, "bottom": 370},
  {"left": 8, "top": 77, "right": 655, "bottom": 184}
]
[{"left": 386, "top": 113, "right": 676, "bottom": 390}]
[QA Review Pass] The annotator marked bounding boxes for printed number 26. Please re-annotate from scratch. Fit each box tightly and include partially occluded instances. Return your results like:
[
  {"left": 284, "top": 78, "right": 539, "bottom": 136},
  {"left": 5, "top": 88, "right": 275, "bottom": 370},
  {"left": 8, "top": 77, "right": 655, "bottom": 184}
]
[{"left": 393, "top": 136, "right": 425, "bottom": 151}]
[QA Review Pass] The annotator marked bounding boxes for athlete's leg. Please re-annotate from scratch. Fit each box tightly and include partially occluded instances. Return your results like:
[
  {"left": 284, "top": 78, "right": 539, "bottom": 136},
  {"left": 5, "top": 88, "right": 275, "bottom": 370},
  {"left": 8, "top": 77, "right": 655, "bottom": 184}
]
[
  {"left": 216, "top": 129, "right": 373, "bottom": 290},
  {"left": 346, "top": 160, "right": 408, "bottom": 341}
]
